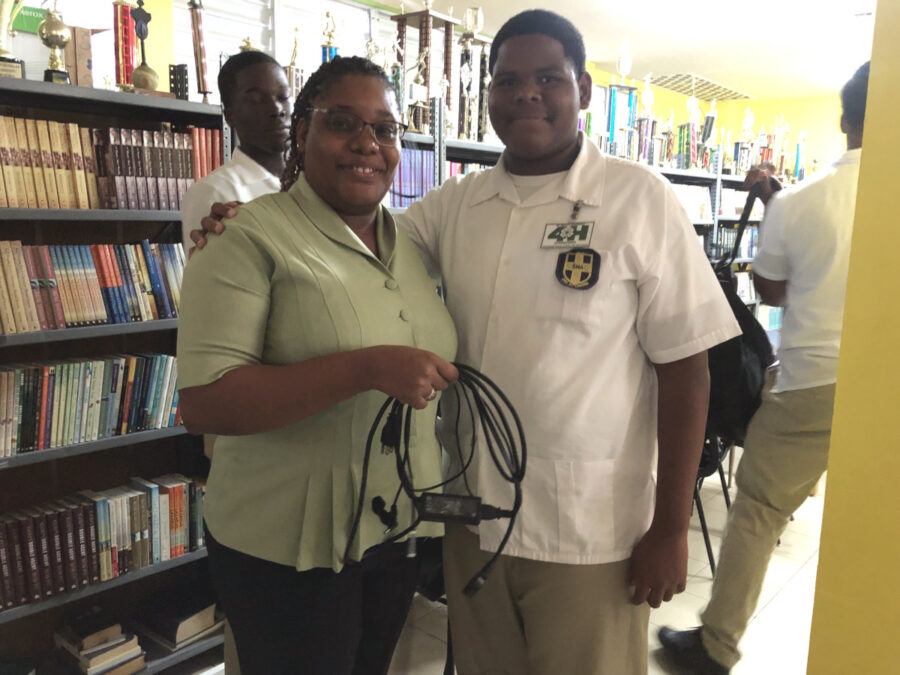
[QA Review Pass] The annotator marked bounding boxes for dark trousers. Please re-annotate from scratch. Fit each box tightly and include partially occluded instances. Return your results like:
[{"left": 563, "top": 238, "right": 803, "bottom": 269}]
[{"left": 205, "top": 527, "right": 418, "bottom": 675}]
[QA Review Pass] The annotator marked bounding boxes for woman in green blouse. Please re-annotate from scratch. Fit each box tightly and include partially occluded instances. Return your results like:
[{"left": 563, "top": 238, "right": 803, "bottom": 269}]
[{"left": 177, "top": 56, "right": 458, "bottom": 674}]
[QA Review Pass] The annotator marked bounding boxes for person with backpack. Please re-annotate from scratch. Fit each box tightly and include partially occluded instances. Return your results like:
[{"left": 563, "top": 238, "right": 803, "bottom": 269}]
[{"left": 658, "top": 61, "right": 869, "bottom": 675}]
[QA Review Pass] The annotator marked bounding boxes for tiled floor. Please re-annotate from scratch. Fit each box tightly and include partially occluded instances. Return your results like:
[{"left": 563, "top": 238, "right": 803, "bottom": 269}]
[{"left": 388, "top": 458, "right": 825, "bottom": 675}]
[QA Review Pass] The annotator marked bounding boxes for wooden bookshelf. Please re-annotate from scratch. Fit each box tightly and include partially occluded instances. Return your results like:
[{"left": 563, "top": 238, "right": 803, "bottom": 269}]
[
  {"left": 0, "top": 319, "right": 178, "bottom": 347},
  {"left": 0, "top": 426, "right": 188, "bottom": 471},
  {"left": 0, "top": 549, "right": 207, "bottom": 626}
]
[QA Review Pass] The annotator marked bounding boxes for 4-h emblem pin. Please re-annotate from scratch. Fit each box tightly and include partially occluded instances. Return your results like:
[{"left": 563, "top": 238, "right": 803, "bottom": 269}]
[{"left": 555, "top": 248, "right": 600, "bottom": 290}]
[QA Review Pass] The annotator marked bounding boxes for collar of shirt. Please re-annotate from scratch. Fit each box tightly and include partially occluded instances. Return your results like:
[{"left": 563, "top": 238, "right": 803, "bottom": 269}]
[
  {"left": 227, "top": 147, "right": 282, "bottom": 187},
  {"left": 834, "top": 147, "right": 861, "bottom": 167},
  {"left": 287, "top": 173, "right": 396, "bottom": 267},
  {"left": 468, "top": 131, "right": 605, "bottom": 210}
]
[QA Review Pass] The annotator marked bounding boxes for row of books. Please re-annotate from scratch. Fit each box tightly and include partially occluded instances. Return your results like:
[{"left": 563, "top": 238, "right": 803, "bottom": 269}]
[
  {"left": 0, "top": 115, "right": 220, "bottom": 211},
  {"left": 389, "top": 148, "right": 437, "bottom": 208},
  {"left": 0, "top": 240, "right": 185, "bottom": 336},
  {"left": 0, "top": 474, "right": 204, "bottom": 611},
  {"left": 713, "top": 225, "right": 759, "bottom": 260},
  {"left": 0, "top": 353, "right": 181, "bottom": 457},
  {"left": 56, "top": 622, "right": 146, "bottom": 675}
]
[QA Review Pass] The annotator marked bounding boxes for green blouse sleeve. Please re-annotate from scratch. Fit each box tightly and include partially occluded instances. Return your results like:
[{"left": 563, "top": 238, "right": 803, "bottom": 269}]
[{"left": 176, "top": 213, "right": 273, "bottom": 389}]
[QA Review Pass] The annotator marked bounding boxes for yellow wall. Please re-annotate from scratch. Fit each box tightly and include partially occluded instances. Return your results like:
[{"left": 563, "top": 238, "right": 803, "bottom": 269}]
[
  {"left": 806, "top": 0, "right": 900, "bottom": 672},
  {"left": 717, "top": 94, "right": 844, "bottom": 170},
  {"left": 142, "top": 0, "right": 173, "bottom": 91}
]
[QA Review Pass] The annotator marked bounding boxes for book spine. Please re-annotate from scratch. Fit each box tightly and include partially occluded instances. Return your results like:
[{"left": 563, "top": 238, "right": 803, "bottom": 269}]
[
  {"left": 0, "top": 116, "right": 22, "bottom": 207},
  {"left": 158, "top": 492, "right": 170, "bottom": 561},
  {"left": 163, "top": 131, "right": 178, "bottom": 210},
  {"left": 141, "top": 240, "right": 172, "bottom": 319},
  {"left": 141, "top": 129, "right": 159, "bottom": 209},
  {"left": 0, "top": 240, "right": 30, "bottom": 333},
  {"left": 29, "top": 510, "right": 54, "bottom": 597},
  {"left": 10, "top": 241, "right": 41, "bottom": 332},
  {"left": 191, "top": 127, "right": 202, "bottom": 181},
  {"left": 0, "top": 516, "right": 17, "bottom": 606},
  {"left": 131, "top": 244, "right": 157, "bottom": 320},
  {"left": 79, "top": 126, "right": 101, "bottom": 209},
  {"left": 0, "top": 253, "right": 18, "bottom": 335},
  {"left": 42, "top": 507, "right": 65, "bottom": 593},
  {"left": 106, "top": 245, "right": 135, "bottom": 322},
  {"left": 2, "top": 117, "right": 33, "bottom": 207},
  {"left": 14, "top": 118, "right": 47, "bottom": 208},
  {"left": 15, "top": 513, "right": 42, "bottom": 601},
  {"left": 37, "top": 245, "right": 67, "bottom": 328},
  {"left": 129, "top": 129, "right": 150, "bottom": 210},
  {"left": 49, "top": 245, "right": 80, "bottom": 327},
  {"left": 3, "top": 517, "right": 29, "bottom": 604},
  {"left": 47, "top": 121, "right": 75, "bottom": 209},
  {"left": 33, "top": 120, "right": 60, "bottom": 209},
  {"left": 65, "top": 122, "right": 91, "bottom": 209},
  {"left": 89, "top": 244, "right": 117, "bottom": 324},
  {"left": 152, "top": 130, "right": 169, "bottom": 211},
  {"left": 80, "top": 244, "right": 108, "bottom": 324},
  {"left": 21, "top": 246, "right": 50, "bottom": 331},
  {"left": 80, "top": 500, "right": 100, "bottom": 584}
]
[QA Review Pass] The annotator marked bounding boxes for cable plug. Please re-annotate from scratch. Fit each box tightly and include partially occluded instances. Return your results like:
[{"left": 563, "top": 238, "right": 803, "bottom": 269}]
[
  {"left": 371, "top": 496, "right": 398, "bottom": 531},
  {"left": 478, "top": 504, "right": 515, "bottom": 520},
  {"left": 380, "top": 405, "right": 402, "bottom": 455}
]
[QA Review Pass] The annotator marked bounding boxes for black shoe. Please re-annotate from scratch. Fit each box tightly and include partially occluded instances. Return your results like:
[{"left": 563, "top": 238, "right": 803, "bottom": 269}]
[{"left": 657, "top": 626, "right": 730, "bottom": 674}]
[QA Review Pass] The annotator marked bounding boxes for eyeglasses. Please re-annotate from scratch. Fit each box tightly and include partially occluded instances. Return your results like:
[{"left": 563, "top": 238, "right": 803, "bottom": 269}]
[{"left": 309, "top": 108, "right": 407, "bottom": 146}]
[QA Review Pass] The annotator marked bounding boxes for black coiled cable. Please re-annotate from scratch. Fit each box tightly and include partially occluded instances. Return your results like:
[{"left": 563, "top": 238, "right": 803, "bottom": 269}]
[{"left": 342, "top": 363, "right": 526, "bottom": 595}]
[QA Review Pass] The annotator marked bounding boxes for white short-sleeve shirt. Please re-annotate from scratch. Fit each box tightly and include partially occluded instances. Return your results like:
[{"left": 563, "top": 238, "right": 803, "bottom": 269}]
[
  {"left": 398, "top": 134, "right": 740, "bottom": 564},
  {"left": 753, "top": 148, "right": 860, "bottom": 393},
  {"left": 180, "top": 147, "right": 281, "bottom": 252}
]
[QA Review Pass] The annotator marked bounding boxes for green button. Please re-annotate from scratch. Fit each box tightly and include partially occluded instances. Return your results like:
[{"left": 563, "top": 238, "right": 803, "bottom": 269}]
[
  {"left": 399, "top": 309, "right": 409, "bottom": 321},
  {"left": 384, "top": 279, "right": 399, "bottom": 290}
]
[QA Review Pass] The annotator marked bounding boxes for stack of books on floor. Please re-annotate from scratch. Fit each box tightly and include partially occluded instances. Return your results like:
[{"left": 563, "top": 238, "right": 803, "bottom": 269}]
[
  {"left": 134, "top": 587, "right": 223, "bottom": 654},
  {"left": 0, "top": 475, "right": 204, "bottom": 611},
  {"left": 54, "top": 614, "right": 144, "bottom": 675},
  {"left": 0, "top": 353, "right": 181, "bottom": 457},
  {"left": 0, "top": 239, "right": 185, "bottom": 335}
]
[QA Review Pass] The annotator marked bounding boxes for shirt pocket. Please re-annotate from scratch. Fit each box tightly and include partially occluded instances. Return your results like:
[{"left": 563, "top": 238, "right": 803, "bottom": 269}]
[
  {"left": 555, "top": 457, "right": 617, "bottom": 555},
  {"left": 534, "top": 248, "right": 612, "bottom": 327}
]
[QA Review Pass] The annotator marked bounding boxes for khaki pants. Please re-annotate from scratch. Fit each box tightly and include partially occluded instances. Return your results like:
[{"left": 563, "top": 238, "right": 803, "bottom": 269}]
[
  {"left": 700, "top": 382, "right": 835, "bottom": 669},
  {"left": 444, "top": 524, "right": 649, "bottom": 675}
]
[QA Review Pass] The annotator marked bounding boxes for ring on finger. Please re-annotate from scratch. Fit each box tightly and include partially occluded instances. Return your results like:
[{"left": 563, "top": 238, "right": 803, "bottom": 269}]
[{"left": 425, "top": 387, "right": 437, "bottom": 402}]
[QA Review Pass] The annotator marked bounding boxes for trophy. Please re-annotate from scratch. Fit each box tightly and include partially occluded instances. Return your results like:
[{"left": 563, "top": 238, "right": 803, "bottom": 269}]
[
  {"left": 113, "top": 0, "right": 136, "bottom": 88},
  {"left": 38, "top": 3, "right": 71, "bottom": 84},
  {"left": 285, "top": 27, "right": 303, "bottom": 101},
  {"left": 457, "top": 8, "right": 484, "bottom": 140},
  {"left": 476, "top": 38, "right": 492, "bottom": 141},
  {"left": 130, "top": 0, "right": 158, "bottom": 90},
  {"left": 188, "top": 0, "right": 211, "bottom": 102},
  {"left": 322, "top": 12, "right": 337, "bottom": 63},
  {"left": 0, "top": 0, "right": 25, "bottom": 79},
  {"left": 392, "top": 0, "right": 459, "bottom": 135}
]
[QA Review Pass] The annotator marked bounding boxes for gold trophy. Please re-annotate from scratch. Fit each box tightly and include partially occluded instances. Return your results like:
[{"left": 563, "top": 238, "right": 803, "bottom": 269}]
[
  {"left": 38, "top": 3, "right": 72, "bottom": 84},
  {"left": 130, "top": 0, "right": 158, "bottom": 90},
  {"left": 0, "top": 0, "right": 25, "bottom": 78},
  {"left": 285, "top": 27, "right": 303, "bottom": 101}
]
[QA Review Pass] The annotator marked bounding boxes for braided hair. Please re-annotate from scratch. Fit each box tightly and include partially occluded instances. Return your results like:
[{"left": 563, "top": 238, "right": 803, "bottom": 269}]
[{"left": 281, "top": 56, "right": 393, "bottom": 191}]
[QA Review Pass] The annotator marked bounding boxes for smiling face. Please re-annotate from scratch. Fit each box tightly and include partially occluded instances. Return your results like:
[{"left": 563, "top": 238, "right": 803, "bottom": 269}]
[
  {"left": 296, "top": 74, "right": 401, "bottom": 217},
  {"left": 488, "top": 33, "right": 592, "bottom": 175},
  {"left": 225, "top": 61, "right": 292, "bottom": 157}
]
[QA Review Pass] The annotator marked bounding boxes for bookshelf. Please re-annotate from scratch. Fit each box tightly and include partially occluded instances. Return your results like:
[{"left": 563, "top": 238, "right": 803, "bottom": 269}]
[{"left": 0, "top": 78, "right": 214, "bottom": 668}]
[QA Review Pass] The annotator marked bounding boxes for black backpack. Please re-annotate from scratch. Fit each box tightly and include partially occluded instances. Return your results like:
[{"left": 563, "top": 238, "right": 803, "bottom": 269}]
[{"left": 706, "top": 183, "right": 778, "bottom": 445}]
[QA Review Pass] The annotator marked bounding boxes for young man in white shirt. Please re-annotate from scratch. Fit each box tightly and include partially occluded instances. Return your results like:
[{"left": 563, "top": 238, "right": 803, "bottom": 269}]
[
  {"left": 658, "top": 61, "right": 869, "bottom": 675},
  {"left": 192, "top": 11, "right": 739, "bottom": 673},
  {"left": 181, "top": 50, "right": 292, "bottom": 253}
]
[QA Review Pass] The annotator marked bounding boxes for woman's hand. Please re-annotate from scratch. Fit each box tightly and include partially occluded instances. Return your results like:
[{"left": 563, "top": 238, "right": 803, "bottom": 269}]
[{"left": 363, "top": 346, "right": 458, "bottom": 409}]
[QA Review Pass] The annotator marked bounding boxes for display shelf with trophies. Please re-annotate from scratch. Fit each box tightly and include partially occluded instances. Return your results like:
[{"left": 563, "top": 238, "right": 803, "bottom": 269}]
[{"left": 0, "top": 71, "right": 215, "bottom": 669}]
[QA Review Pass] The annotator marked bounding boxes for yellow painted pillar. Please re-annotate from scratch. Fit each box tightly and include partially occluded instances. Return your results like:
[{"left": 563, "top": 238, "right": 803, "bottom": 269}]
[
  {"left": 142, "top": 0, "right": 174, "bottom": 91},
  {"left": 807, "top": 1, "right": 900, "bottom": 672}
]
